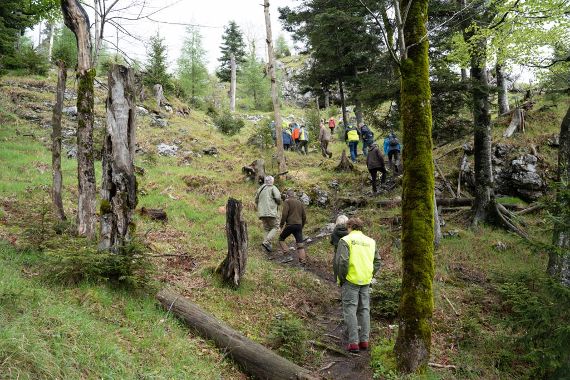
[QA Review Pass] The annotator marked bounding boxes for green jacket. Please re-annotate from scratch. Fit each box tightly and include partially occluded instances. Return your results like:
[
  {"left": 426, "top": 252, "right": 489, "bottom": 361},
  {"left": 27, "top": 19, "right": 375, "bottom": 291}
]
[
  {"left": 255, "top": 185, "right": 281, "bottom": 218},
  {"left": 334, "top": 230, "right": 381, "bottom": 286}
]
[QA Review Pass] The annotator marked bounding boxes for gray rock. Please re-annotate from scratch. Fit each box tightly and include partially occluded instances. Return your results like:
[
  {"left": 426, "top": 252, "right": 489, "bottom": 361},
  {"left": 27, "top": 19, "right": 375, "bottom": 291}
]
[
  {"left": 157, "top": 143, "right": 178, "bottom": 156},
  {"left": 136, "top": 106, "right": 149, "bottom": 116},
  {"left": 312, "top": 187, "right": 329, "bottom": 207},
  {"left": 299, "top": 192, "right": 311, "bottom": 206},
  {"left": 151, "top": 115, "right": 168, "bottom": 128},
  {"left": 164, "top": 105, "right": 173, "bottom": 113},
  {"left": 547, "top": 134, "right": 560, "bottom": 147},
  {"left": 315, "top": 223, "right": 335, "bottom": 238},
  {"left": 62, "top": 106, "right": 77, "bottom": 117},
  {"left": 66, "top": 146, "right": 77, "bottom": 159},
  {"left": 329, "top": 179, "right": 340, "bottom": 190}
]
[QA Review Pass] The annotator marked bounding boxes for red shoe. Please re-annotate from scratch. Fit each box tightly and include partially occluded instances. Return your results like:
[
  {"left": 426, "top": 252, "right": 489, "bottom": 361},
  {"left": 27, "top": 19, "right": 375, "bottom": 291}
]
[
  {"left": 359, "top": 341, "right": 369, "bottom": 350},
  {"left": 347, "top": 343, "right": 360, "bottom": 353}
]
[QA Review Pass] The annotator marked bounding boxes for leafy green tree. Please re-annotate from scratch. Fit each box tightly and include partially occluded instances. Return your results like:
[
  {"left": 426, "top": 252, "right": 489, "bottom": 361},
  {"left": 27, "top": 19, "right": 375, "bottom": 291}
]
[
  {"left": 52, "top": 26, "right": 78, "bottom": 67},
  {"left": 238, "top": 42, "right": 270, "bottom": 110},
  {"left": 144, "top": 32, "right": 172, "bottom": 91},
  {"left": 216, "top": 21, "right": 246, "bottom": 82},
  {"left": 177, "top": 26, "right": 209, "bottom": 105},
  {"left": 275, "top": 34, "right": 291, "bottom": 58},
  {"left": 0, "top": 0, "right": 59, "bottom": 73}
]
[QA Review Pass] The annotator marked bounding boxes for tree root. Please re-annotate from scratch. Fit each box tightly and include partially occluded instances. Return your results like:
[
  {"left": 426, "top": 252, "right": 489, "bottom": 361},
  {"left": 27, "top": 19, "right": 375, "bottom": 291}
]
[{"left": 495, "top": 203, "right": 529, "bottom": 239}]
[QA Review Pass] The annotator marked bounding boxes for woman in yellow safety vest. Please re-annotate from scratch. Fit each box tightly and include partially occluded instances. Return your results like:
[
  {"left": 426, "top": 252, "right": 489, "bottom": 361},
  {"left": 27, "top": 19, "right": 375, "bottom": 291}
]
[{"left": 345, "top": 125, "right": 360, "bottom": 163}]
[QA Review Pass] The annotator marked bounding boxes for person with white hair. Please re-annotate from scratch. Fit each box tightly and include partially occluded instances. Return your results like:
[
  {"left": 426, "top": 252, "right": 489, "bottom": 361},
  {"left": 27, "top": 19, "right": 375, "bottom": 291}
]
[{"left": 255, "top": 176, "right": 282, "bottom": 252}]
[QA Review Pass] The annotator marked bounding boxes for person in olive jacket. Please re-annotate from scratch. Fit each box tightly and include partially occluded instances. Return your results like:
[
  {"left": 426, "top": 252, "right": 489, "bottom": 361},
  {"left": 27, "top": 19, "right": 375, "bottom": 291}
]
[
  {"left": 278, "top": 190, "right": 307, "bottom": 265},
  {"left": 255, "top": 176, "right": 281, "bottom": 252}
]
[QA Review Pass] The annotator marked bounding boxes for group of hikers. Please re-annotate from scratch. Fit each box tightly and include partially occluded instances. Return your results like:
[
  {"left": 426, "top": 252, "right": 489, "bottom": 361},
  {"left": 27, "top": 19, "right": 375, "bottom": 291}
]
[
  {"left": 254, "top": 176, "right": 381, "bottom": 354},
  {"left": 270, "top": 117, "right": 402, "bottom": 175}
]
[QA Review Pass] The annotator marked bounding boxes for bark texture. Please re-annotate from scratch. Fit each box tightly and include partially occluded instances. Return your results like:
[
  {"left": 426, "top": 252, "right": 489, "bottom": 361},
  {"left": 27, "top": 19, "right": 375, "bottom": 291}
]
[
  {"left": 229, "top": 53, "right": 237, "bottom": 113},
  {"left": 339, "top": 78, "right": 348, "bottom": 134},
  {"left": 393, "top": 0, "right": 435, "bottom": 372},
  {"left": 99, "top": 65, "right": 138, "bottom": 251},
  {"left": 548, "top": 104, "right": 570, "bottom": 286},
  {"left": 496, "top": 64, "right": 510, "bottom": 115},
  {"left": 264, "top": 0, "right": 287, "bottom": 174},
  {"left": 216, "top": 198, "right": 248, "bottom": 287},
  {"left": 157, "top": 289, "right": 316, "bottom": 379},
  {"left": 62, "top": 0, "right": 96, "bottom": 238},
  {"left": 51, "top": 61, "right": 67, "bottom": 221},
  {"left": 469, "top": 35, "right": 496, "bottom": 226}
]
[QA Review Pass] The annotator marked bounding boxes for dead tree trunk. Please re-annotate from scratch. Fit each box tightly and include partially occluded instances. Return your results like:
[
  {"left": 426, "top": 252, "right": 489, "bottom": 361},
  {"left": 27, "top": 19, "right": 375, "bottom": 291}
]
[
  {"left": 434, "top": 193, "right": 442, "bottom": 248},
  {"left": 242, "top": 159, "right": 266, "bottom": 184},
  {"left": 216, "top": 198, "right": 248, "bottom": 287},
  {"left": 264, "top": 0, "right": 287, "bottom": 175},
  {"left": 496, "top": 63, "right": 510, "bottom": 116},
  {"left": 153, "top": 84, "right": 165, "bottom": 109},
  {"left": 548, "top": 104, "right": 570, "bottom": 286},
  {"left": 61, "top": 0, "right": 96, "bottom": 239},
  {"left": 354, "top": 98, "right": 364, "bottom": 126},
  {"left": 229, "top": 53, "right": 237, "bottom": 113},
  {"left": 503, "top": 108, "right": 523, "bottom": 138},
  {"left": 99, "top": 65, "right": 138, "bottom": 251},
  {"left": 157, "top": 289, "right": 316, "bottom": 380},
  {"left": 51, "top": 60, "right": 67, "bottom": 221},
  {"left": 335, "top": 150, "right": 354, "bottom": 172},
  {"left": 324, "top": 90, "right": 330, "bottom": 108},
  {"left": 339, "top": 78, "right": 348, "bottom": 135}
]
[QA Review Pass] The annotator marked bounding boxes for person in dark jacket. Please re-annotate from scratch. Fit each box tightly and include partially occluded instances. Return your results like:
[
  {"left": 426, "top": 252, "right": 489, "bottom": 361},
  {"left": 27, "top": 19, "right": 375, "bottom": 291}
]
[
  {"left": 366, "top": 143, "right": 387, "bottom": 194},
  {"left": 330, "top": 214, "right": 349, "bottom": 282},
  {"left": 278, "top": 189, "right": 308, "bottom": 265}
]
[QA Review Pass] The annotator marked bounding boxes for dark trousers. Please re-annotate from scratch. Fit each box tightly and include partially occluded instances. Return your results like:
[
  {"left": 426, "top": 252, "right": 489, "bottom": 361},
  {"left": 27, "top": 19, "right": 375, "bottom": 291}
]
[
  {"left": 388, "top": 150, "right": 400, "bottom": 173},
  {"left": 298, "top": 140, "right": 308, "bottom": 154},
  {"left": 369, "top": 168, "right": 386, "bottom": 193}
]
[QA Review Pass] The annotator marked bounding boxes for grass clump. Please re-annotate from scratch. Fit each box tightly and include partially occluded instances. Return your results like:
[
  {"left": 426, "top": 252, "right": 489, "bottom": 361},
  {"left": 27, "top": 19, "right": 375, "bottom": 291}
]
[{"left": 268, "top": 313, "right": 308, "bottom": 362}]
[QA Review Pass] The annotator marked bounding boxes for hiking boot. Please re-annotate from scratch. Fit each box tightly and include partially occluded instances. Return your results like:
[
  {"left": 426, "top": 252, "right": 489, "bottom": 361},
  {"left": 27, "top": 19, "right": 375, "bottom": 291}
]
[
  {"left": 261, "top": 241, "right": 272, "bottom": 253},
  {"left": 359, "top": 341, "right": 369, "bottom": 351},
  {"left": 347, "top": 343, "right": 360, "bottom": 353}
]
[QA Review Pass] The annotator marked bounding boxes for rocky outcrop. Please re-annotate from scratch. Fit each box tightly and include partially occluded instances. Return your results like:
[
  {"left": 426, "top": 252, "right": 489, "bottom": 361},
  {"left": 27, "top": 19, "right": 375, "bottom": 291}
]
[{"left": 277, "top": 56, "right": 314, "bottom": 107}]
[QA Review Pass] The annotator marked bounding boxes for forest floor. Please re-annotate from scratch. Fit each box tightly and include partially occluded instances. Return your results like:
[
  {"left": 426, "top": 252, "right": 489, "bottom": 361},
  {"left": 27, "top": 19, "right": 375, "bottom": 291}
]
[{"left": 0, "top": 71, "right": 568, "bottom": 379}]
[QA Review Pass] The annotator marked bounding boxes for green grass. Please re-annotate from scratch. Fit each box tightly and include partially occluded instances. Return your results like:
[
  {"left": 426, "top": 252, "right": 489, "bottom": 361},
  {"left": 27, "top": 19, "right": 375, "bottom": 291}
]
[{"left": 0, "top": 242, "right": 226, "bottom": 379}]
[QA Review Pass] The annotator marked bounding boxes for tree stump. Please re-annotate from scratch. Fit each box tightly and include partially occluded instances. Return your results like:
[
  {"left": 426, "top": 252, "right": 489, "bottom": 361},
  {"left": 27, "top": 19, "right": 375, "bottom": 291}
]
[
  {"left": 335, "top": 150, "right": 354, "bottom": 172},
  {"left": 242, "top": 159, "right": 266, "bottom": 184},
  {"left": 216, "top": 198, "right": 248, "bottom": 287},
  {"left": 99, "top": 65, "right": 138, "bottom": 252},
  {"left": 153, "top": 83, "right": 166, "bottom": 108}
]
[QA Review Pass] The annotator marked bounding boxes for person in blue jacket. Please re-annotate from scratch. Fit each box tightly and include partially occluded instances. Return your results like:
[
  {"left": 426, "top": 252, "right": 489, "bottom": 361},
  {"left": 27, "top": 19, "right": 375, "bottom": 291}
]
[
  {"left": 383, "top": 132, "right": 401, "bottom": 173},
  {"left": 282, "top": 128, "right": 292, "bottom": 150}
]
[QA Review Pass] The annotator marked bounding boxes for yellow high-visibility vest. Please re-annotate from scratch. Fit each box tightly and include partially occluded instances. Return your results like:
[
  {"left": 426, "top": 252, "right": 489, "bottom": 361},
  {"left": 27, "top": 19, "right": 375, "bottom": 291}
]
[
  {"left": 347, "top": 129, "right": 359, "bottom": 142},
  {"left": 341, "top": 231, "right": 376, "bottom": 285}
]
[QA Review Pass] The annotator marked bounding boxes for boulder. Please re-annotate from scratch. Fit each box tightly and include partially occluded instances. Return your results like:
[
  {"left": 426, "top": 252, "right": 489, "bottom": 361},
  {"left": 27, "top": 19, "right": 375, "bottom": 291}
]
[
  {"left": 310, "top": 187, "right": 329, "bottom": 207},
  {"left": 62, "top": 106, "right": 77, "bottom": 117},
  {"left": 151, "top": 115, "right": 168, "bottom": 128},
  {"left": 136, "top": 106, "right": 149, "bottom": 116},
  {"left": 299, "top": 192, "right": 311, "bottom": 206},
  {"left": 157, "top": 143, "right": 178, "bottom": 157}
]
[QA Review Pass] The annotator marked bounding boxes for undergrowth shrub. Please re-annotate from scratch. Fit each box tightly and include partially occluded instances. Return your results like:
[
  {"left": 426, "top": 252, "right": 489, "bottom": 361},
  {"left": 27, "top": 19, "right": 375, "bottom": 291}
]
[
  {"left": 496, "top": 270, "right": 570, "bottom": 378},
  {"left": 371, "top": 271, "right": 401, "bottom": 320},
  {"left": 42, "top": 239, "right": 154, "bottom": 289},
  {"left": 370, "top": 337, "right": 398, "bottom": 380},
  {"left": 246, "top": 117, "right": 273, "bottom": 150},
  {"left": 268, "top": 313, "right": 308, "bottom": 362},
  {"left": 214, "top": 111, "right": 244, "bottom": 135}
]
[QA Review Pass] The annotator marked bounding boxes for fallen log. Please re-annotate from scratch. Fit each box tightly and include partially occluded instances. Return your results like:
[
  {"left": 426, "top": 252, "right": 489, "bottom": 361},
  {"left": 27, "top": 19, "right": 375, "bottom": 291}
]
[
  {"left": 139, "top": 207, "right": 168, "bottom": 222},
  {"left": 503, "top": 108, "right": 524, "bottom": 138},
  {"left": 157, "top": 289, "right": 317, "bottom": 380}
]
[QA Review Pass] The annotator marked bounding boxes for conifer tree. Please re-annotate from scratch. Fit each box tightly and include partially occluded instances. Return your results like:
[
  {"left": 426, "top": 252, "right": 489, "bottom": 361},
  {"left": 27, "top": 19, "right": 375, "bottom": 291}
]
[
  {"left": 275, "top": 34, "right": 291, "bottom": 59},
  {"left": 239, "top": 42, "right": 270, "bottom": 110},
  {"left": 177, "top": 26, "right": 209, "bottom": 105},
  {"left": 144, "top": 32, "right": 172, "bottom": 91},
  {"left": 217, "top": 21, "right": 246, "bottom": 82}
]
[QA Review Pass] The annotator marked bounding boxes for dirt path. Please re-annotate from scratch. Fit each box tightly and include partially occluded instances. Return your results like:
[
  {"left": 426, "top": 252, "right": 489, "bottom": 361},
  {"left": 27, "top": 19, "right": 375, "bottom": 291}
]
[{"left": 265, "top": 246, "right": 374, "bottom": 380}]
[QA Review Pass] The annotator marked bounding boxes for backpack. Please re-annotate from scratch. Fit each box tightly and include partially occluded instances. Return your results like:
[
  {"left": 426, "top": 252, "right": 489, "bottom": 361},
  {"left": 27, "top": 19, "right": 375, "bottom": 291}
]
[
  {"left": 362, "top": 126, "right": 374, "bottom": 141},
  {"left": 292, "top": 127, "right": 300, "bottom": 140},
  {"left": 328, "top": 118, "right": 336, "bottom": 129},
  {"left": 389, "top": 135, "right": 399, "bottom": 148}
]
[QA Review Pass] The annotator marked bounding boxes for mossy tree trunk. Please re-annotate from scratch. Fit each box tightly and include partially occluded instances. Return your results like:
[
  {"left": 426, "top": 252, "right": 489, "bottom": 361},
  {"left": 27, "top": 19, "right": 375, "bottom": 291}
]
[
  {"left": 99, "top": 65, "right": 138, "bottom": 252},
  {"left": 51, "top": 60, "right": 67, "bottom": 221},
  {"left": 393, "top": 0, "right": 435, "bottom": 373},
  {"left": 469, "top": 36, "right": 500, "bottom": 226},
  {"left": 548, "top": 104, "right": 570, "bottom": 286},
  {"left": 496, "top": 63, "right": 509, "bottom": 115},
  {"left": 264, "top": 0, "right": 287, "bottom": 174},
  {"left": 61, "top": 0, "right": 97, "bottom": 239}
]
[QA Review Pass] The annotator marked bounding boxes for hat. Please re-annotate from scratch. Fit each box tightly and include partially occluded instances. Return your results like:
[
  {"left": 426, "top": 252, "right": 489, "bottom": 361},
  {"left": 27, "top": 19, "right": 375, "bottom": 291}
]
[{"left": 264, "top": 176, "right": 274, "bottom": 185}]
